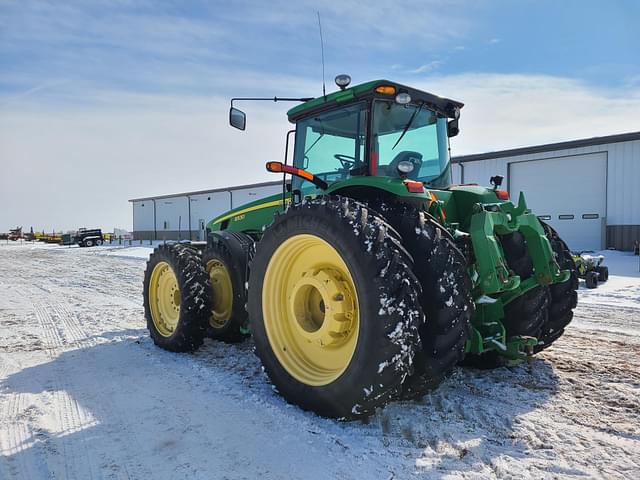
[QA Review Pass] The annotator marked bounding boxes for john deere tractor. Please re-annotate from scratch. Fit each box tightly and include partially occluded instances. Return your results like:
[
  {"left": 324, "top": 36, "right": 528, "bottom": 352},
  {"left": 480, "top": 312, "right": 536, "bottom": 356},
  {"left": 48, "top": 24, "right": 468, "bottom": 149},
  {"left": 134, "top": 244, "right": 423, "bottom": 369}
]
[{"left": 143, "top": 76, "right": 578, "bottom": 419}]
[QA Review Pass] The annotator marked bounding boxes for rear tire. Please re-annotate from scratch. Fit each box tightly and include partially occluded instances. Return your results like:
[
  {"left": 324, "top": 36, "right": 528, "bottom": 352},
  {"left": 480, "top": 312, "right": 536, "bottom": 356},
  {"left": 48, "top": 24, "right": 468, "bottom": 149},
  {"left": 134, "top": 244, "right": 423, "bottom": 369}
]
[
  {"left": 248, "top": 197, "right": 424, "bottom": 419},
  {"left": 202, "top": 243, "right": 247, "bottom": 342},
  {"left": 143, "top": 243, "right": 210, "bottom": 352},
  {"left": 85, "top": 239, "right": 94, "bottom": 247}
]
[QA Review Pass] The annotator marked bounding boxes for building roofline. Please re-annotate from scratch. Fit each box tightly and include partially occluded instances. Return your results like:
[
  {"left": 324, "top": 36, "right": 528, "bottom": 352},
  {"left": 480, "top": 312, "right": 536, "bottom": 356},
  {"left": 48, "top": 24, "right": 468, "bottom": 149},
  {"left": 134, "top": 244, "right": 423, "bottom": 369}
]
[
  {"left": 452, "top": 131, "right": 640, "bottom": 164},
  {"left": 128, "top": 180, "right": 282, "bottom": 202}
]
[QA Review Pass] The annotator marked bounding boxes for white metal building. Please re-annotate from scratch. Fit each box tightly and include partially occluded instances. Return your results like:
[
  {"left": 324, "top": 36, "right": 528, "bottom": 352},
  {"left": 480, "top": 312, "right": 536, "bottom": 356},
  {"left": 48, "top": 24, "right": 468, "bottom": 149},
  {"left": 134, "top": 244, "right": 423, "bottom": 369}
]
[
  {"left": 129, "top": 181, "right": 281, "bottom": 241},
  {"left": 452, "top": 131, "right": 640, "bottom": 251},
  {"left": 131, "top": 132, "right": 639, "bottom": 250}
]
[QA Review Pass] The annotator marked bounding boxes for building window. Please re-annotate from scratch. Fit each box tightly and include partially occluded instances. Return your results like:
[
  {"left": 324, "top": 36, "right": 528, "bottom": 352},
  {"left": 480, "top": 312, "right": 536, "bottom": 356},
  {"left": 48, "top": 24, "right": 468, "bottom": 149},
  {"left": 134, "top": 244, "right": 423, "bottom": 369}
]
[
  {"left": 558, "top": 214, "right": 574, "bottom": 220},
  {"left": 537, "top": 215, "right": 551, "bottom": 221},
  {"left": 163, "top": 221, "right": 169, "bottom": 229},
  {"left": 582, "top": 213, "right": 599, "bottom": 220}
]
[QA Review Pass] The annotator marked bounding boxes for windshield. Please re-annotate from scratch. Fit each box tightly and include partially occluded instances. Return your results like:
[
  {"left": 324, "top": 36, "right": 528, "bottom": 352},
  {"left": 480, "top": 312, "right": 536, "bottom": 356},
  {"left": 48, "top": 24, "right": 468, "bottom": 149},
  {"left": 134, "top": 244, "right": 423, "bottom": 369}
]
[
  {"left": 292, "top": 102, "right": 367, "bottom": 191},
  {"left": 372, "top": 100, "right": 451, "bottom": 187}
]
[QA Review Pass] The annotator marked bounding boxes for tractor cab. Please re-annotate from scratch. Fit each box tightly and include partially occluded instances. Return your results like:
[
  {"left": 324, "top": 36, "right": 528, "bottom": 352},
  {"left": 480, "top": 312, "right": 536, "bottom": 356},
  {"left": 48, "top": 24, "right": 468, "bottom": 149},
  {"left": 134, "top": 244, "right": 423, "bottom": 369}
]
[
  {"left": 286, "top": 78, "right": 462, "bottom": 193},
  {"left": 230, "top": 76, "right": 463, "bottom": 196}
]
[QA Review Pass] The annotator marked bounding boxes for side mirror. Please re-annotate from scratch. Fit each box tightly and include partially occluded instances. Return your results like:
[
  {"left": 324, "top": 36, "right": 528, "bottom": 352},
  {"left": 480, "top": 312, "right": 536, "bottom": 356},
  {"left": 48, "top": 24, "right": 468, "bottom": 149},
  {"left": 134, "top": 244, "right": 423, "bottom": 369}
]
[
  {"left": 490, "top": 175, "right": 504, "bottom": 189},
  {"left": 447, "top": 118, "right": 459, "bottom": 137},
  {"left": 229, "top": 107, "right": 246, "bottom": 130}
]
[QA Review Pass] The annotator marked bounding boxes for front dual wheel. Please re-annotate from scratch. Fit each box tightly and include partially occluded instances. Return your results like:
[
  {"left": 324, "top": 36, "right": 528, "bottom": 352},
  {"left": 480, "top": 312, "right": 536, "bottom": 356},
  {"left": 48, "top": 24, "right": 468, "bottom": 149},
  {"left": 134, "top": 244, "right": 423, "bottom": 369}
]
[{"left": 249, "top": 197, "right": 424, "bottom": 419}]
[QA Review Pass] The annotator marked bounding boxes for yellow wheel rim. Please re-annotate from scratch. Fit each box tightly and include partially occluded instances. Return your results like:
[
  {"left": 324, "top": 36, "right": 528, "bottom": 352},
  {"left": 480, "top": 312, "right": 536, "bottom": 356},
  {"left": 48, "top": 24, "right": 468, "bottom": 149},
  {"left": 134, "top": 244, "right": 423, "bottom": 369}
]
[
  {"left": 207, "top": 259, "right": 233, "bottom": 328},
  {"left": 149, "top": 261, "right": 180, "bottom": 337},
  {"left": 262, "top": 234, "right": 359, "bottom": 386}
]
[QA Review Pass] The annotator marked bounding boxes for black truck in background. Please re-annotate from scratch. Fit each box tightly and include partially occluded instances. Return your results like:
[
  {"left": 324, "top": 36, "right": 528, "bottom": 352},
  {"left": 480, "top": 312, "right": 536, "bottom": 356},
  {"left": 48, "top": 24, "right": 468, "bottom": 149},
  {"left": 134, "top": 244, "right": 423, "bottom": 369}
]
[{"left": 76, "top": 228, "right": 103, "bottom": 247}]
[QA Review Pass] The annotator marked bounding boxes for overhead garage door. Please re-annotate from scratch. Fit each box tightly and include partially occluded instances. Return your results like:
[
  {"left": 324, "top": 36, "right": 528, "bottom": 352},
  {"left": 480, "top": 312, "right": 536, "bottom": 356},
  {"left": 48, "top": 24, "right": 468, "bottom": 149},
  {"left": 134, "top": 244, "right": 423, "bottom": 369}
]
[{"left": 509, "top": 152, "right": 606, "bottom": 251}]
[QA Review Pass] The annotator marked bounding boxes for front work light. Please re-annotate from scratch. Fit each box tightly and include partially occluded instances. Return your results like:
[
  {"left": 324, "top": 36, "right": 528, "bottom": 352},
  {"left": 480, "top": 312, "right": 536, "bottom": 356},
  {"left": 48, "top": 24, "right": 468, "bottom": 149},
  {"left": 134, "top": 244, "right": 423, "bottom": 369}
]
[
  {"left": 397, "top": 160, "right": 415, "bottom": 175},
  {"left": 395, "top": 92, "right": 411, "bottom": 104},
  {"left": 335, "top": 74, "right": 351, "bottom": 90}
]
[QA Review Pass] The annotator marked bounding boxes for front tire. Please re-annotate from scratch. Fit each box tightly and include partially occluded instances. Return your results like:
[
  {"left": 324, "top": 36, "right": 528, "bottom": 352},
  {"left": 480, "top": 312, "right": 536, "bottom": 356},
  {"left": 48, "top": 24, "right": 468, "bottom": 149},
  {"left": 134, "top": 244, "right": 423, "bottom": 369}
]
[
  {"left": 536, "top": 222, "right": 578, "bottom": 352},
  {"left": 374, "top": 204, "right": 473, "bottom": 397},
  {"left": 143, "top": 243, "right": 210, "bottom": 352},
  {"left": 248, "top": 197, "right": 424, "bottom": 419}
]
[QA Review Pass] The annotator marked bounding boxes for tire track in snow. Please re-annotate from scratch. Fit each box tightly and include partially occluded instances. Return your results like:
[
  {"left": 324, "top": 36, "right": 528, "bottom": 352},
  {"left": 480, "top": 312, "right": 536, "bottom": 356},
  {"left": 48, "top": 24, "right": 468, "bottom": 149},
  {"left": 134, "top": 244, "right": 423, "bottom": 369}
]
[
  {"left": 32, "top": 301, "right": 95, "bottom": 480},
  {"left": 25, "top": 284, "right": 149, "bottom": 479}
]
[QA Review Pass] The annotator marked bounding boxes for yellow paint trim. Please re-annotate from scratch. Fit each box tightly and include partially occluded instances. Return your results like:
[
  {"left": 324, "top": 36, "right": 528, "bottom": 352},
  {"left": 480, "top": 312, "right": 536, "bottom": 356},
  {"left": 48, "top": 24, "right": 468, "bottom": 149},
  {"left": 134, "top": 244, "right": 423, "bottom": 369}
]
[{"left": 213, "top": 198, "right": 289, "bottom": 225}]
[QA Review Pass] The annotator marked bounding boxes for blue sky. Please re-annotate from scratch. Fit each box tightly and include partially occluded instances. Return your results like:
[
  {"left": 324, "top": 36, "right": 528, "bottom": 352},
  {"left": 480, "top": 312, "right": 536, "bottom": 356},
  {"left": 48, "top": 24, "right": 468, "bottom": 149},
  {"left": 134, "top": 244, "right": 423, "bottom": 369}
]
[
  {"left": 1, "top": 1, "right": 638, "bottom": 98},
  {"left": 1, "top": 1, "right": 639, "bottom": 231}
]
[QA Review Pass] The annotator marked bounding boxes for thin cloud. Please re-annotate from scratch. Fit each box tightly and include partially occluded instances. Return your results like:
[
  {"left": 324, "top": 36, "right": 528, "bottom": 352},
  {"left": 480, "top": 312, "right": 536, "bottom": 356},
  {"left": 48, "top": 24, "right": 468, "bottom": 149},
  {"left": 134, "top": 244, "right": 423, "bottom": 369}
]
[
  {"left": 413, "top": 73, "right": 640, "bottom": 154},
  {"left": 409, "top": 61, "right": 444, "bottom": 74}
]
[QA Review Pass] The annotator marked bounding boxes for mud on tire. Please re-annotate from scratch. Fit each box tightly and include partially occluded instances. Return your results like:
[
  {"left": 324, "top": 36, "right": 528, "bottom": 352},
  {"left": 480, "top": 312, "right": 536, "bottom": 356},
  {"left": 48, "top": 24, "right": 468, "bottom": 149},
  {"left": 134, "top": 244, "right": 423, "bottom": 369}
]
[
  {"left": 248, "top": 196, "right": 424, "bottom": 419},
  {"left": 143, "top": 243, "right": 210, "bottom": 352}
]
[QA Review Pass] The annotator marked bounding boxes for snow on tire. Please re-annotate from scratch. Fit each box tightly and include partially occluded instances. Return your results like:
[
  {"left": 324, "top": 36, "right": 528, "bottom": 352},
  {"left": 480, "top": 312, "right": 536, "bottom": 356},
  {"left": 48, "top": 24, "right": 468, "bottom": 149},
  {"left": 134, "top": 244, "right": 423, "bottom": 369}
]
[
  {"left": 370, "top": 203, "right": 473, "bottom": 397},
  {"left": 536, "top": 222, "right": 578, "bottom": 352},
  {"left": 143, "top": 243, "right": 210, "bottom": 352},
  {"left": 248, "top": 196, "right": 424, "bottom": 419}
]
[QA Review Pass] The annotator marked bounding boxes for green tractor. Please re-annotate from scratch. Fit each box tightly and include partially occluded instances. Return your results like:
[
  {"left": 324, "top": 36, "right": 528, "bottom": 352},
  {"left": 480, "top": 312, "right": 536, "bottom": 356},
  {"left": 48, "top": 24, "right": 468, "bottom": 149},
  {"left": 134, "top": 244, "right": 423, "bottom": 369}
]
[{"left": 142, "top": 75, "right": 578, "bottom": 419}]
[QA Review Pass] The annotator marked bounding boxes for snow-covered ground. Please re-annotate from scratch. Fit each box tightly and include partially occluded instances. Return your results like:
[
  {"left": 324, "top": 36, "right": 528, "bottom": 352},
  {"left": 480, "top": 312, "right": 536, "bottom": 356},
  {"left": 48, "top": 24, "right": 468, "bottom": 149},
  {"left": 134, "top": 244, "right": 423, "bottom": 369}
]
[{"left": 0, "top": 242, "right": 638, "bottom": 479}]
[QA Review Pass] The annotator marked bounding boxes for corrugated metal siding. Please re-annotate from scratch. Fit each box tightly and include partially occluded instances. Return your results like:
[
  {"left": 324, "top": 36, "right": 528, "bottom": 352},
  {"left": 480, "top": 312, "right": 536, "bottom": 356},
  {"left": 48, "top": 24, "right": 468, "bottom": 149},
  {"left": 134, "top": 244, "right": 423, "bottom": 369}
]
[
  {"left": 451, "top": 163, "right": 462, "bottom": 184},
  {"left": 607, "top": 225, "right": 640, "bottom": 251},
  {"left": 131, "top": 183, "right": 282, "bottom": 241},
  {"left": 607, "top": 140, "right": 640, "bottom": 225},
  {"left": 132, "top": 200, "right": 154, "bottom": 231}
]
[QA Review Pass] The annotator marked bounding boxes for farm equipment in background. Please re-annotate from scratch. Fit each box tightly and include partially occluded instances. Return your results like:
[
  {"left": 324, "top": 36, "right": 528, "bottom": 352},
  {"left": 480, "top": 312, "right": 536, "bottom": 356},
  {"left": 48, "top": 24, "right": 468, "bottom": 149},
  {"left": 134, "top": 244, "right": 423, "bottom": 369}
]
[
  {"left": 572, "top": 252, "right": 609, "bottom": 288},
  {"left": 76, "top": 228, "right": 104, "bottom": 247},
  {"left": 34, "top": 231, "right": 63, "bottom": 243},
  {"left": 60, "top": 233, "right": 75, "bottom": 246},
  {"left": 142, "top": 76, "right": 578, "bottom": 419},
  {"left": 8, "top": 227, "right": 23, "bottom": 241}
]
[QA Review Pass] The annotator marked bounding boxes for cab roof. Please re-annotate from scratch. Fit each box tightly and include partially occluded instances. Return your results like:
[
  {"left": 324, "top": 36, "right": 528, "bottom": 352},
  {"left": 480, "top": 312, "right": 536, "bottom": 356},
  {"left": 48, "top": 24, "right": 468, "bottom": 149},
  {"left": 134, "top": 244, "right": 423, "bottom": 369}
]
[{"left": 286, "top": 79, "right": 463, "bottom": 122}]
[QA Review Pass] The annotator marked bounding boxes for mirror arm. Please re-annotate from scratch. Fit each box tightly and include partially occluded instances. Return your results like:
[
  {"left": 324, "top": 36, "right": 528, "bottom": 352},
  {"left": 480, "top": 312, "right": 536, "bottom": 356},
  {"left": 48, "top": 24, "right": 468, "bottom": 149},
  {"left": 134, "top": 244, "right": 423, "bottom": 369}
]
[{"left": 230, "top": 96, "right": 313, "bottom": 108}]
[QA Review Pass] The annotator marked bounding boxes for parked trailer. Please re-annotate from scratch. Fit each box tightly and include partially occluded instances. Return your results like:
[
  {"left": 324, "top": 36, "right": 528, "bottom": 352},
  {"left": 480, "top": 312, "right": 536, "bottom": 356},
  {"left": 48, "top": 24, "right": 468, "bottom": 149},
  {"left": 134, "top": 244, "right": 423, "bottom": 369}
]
[{"left": 76, "top": 228, "right": 104, "bottom": 247}]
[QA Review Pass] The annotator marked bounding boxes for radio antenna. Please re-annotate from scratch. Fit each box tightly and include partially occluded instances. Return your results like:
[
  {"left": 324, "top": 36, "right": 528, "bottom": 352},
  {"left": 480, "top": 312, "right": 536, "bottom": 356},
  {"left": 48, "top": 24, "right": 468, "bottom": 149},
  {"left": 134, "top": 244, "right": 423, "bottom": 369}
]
[{"left": 317, "top": 11, "right": 326, "bottom": 96}]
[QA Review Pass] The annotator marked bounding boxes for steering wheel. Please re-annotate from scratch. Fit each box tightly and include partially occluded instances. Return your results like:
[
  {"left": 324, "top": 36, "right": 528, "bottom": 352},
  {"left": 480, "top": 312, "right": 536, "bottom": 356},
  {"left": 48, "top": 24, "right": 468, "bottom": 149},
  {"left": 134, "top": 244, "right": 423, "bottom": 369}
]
[{"left": 334, "top": 154, "right": 356, "bottom": 169}]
